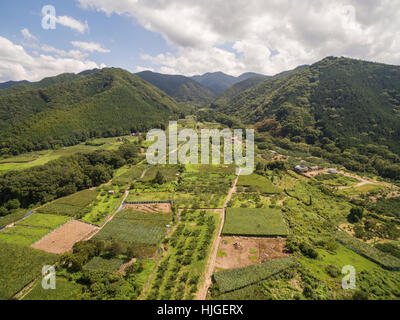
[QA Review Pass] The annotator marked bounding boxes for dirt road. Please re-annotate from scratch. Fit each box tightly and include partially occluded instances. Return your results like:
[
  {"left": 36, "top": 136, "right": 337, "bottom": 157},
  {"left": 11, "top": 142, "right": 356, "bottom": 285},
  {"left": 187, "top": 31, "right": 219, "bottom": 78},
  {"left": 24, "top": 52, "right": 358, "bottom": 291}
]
[{"left": 196, "top": 170, "right": 241, "bottom": 300}]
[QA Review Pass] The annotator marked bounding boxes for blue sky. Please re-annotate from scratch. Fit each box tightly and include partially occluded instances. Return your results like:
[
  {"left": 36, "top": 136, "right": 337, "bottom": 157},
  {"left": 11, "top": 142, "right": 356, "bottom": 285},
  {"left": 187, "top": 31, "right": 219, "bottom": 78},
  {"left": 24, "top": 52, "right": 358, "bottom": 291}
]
[
  {"left": 0, "top": 1, "right": 399, "bottom": 81},
  {"left": 0, "top": 0, "right": 175, "bottom": 80}
]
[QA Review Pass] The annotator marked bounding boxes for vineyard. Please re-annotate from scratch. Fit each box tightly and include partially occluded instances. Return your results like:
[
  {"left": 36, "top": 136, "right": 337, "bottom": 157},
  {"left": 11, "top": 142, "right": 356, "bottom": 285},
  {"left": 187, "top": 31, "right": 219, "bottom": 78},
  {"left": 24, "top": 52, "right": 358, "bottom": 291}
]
[
  {"left": 0, "top": 242, "right": 58, "bottom": 299},
  {"left": 336, "top": 231, "right": 400, "bottom": 270},
  {"left": 37, "top": 189, "right": 98, "bottom": 217},
  {"left": 212, "top": 257, "right": 297, "bottom": 294},
  {"left": 93, "top": 209, "right": 172, "bottom": 246}
]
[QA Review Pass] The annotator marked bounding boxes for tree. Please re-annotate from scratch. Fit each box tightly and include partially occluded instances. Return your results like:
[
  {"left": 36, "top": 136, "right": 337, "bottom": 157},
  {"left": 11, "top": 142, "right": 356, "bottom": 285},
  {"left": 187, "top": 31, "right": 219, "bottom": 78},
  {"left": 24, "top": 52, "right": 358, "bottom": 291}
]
[
  {"left": 348, "top": 207, "right": 364, "bottom": 223},
  {"left": 153, "top": 171, "right": 166, "bottom": 185}
]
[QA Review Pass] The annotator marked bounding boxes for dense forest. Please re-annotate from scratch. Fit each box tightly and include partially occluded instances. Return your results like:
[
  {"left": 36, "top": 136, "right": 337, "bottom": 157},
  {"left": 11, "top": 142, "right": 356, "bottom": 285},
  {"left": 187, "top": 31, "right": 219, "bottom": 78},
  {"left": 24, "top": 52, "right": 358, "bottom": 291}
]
[
  {"left": 136, "top": 71, "right": 216, "bottom": 107},
  {"left": 214, "top": 57, "right": 400, "bottom": 180},
  {"left": 0, "top": 143, "right": 139, "bottom": 217},
  {"left": 0, "top": 68, "right": 184, "bottom": 156}
]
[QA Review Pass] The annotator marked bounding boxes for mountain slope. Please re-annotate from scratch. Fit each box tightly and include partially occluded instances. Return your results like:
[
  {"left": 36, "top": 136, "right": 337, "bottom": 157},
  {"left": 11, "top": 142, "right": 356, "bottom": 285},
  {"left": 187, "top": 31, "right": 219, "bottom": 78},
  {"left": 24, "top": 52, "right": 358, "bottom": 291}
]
[
  {"left": 191, "top": 72, "right": 266, "bottom": 95},
  {"left": 136, "top": 71, "right": 216, "bottom": 107},
  {"left": 0, "top": 68, "right": 183, "bottom": 155},
  {"left": 218, "top": 57, "right": 400, "bottom": 154},
  {"left": 212, "top": 76, "right": 269, "bottom": 107}
]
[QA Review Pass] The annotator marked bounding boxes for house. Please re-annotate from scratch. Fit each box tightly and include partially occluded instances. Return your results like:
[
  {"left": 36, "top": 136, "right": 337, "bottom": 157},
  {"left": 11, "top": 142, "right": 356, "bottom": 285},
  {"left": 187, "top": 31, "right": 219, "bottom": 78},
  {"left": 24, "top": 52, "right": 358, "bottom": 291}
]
[
  {"left": 295, "top": 164, "right": 308, "bottom": 173},
  {"left": 310, "top": 166, "right": 319, "bottom": 171},
  {"left": 108, "top": 190, "right": 115, "bottom": 195},
  {"left": 328, "top": 168, "right": 337, "bottom": 174}
]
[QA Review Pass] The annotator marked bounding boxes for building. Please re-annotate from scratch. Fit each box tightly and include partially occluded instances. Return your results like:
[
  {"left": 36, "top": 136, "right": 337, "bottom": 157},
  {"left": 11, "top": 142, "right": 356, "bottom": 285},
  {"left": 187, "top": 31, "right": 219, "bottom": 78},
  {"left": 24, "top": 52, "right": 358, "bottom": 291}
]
[
  {"left": 294, "top": 164, "right": 308, "bottom": 173},
  {"left": 328, "top": 168, "right": 337, "bottom": 174},
  {"left": 310, "top": 166, "right": 319, "bottom": 171}
]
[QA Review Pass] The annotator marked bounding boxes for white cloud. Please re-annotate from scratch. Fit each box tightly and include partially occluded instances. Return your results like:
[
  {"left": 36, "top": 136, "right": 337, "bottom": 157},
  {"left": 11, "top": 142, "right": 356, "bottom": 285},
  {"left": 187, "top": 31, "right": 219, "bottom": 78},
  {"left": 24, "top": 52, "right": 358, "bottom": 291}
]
[
  {"left": 56, "top": 16, "right": 89, "bottom": 34},
  {"left": 135, "top": 66, "right": 155, "bottom": 73},
  {"left": 71, "top": 41, "right": 110, "bottom": 53},
  {"left": 0, "top": 36, "right": 100, "bottom": 82},
  {"left": 21, "top": 28, "right": 38, "bottom": 41},
  {"left": 78, "top": 0, "right": 400, "bottom": 75}
]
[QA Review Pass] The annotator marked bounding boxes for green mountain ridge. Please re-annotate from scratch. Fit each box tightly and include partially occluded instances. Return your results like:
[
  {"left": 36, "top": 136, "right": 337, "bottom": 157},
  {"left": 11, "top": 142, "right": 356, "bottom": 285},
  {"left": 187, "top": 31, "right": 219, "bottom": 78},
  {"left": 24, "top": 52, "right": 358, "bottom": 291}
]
[
  {"left": 0, "top": 68, "right": 183, "bottom": 155},
  {"left": 136, "top": 71, "right": 216, "bottom": 107}
]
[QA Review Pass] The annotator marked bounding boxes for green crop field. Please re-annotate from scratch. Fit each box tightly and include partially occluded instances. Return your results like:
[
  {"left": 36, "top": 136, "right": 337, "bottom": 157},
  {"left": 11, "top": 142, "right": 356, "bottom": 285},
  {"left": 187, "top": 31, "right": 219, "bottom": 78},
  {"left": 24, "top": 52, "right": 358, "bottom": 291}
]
[
  {"left": 222, "top": 208, "right": 288, "bottom": 237},
  {"left": 0, "top": 213, "right": 70, "bottom": 246},
  {"left": 93, "top": 209, "right": 171, "bottom": 248},
  {"left": 126, "top": 192, "right": 172, "bottom": 203},
  {"left": 36, "top": 189, "right": 98, "bottom": 217},
  {"left": 140, "top": 166, "right": 180, "bottom": 182},
  {"left": 23, "top": 278, "right": 83, "bottom": 300},
  {"left": 213, "top": 257, "right": 297, "bottom": 293},
  {"left": 113, "top": 166, "right": 146, "bottom": 186},
  {"left": 0, "top": 242, "right": 58, "bottom": 299},
  {"left": 83, "top": 257, "right": 123, "bottom": 273},
  {"left": 237, "top": 174, "right": 281, "bottom": 194}
]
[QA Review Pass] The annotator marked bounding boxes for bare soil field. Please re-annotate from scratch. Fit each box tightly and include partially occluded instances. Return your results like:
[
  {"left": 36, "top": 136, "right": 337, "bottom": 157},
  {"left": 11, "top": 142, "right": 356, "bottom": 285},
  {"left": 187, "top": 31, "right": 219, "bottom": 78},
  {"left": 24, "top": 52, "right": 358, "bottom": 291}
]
[
  {"left": 215, "top": 236, "right": 288, "bottom": 271},
  {"left": 31, "top": 220, "right": 99, "bottom": 254},
  {"left": 124, "top": 203, "right": 172, "bottom": 213}
]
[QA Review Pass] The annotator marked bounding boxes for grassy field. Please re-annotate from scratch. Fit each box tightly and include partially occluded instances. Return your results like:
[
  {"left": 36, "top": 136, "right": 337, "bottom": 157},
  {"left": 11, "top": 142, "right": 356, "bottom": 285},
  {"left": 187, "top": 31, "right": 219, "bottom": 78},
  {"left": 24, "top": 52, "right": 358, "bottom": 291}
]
[
  {"left": 222, "top": 208, "right": 288, "bottom": 237},
  {"left": 315, "top": 173, "right": 360, "bottom": 187},
  {"left": 37, "top": 189, "right": 98, "bottom": 218},
  {"left": 237, "top": 174, "right": 281, "bottom": 194},
  {"left": 0, "top": 242, "right": 58, "bottom": 299},
  {"left": 0, "top": 136, "right": 136, "bottom": 172},
  {"left": 337, "top": 183, "right": 386, "bottom": 196},
  {"left": 213, "top": 257, "right": 297, "bottom": 294},
  {"left": 93, "top": 209, "right": 172, "bottom": 257},
  {"left": 113, "top": 165, "right": 146, "bottom": 186},
  {"left": 23, "top": 278, "right": 83, "bottom": 300},
  {"left": 140, "top": 166, "right": 180, "bottom": 182},
  {"left": 83, "top": 257, "right": 124, "bottom": 273},
  {"left": 0, "top": 213, "right": 70, "bottom": 246}
]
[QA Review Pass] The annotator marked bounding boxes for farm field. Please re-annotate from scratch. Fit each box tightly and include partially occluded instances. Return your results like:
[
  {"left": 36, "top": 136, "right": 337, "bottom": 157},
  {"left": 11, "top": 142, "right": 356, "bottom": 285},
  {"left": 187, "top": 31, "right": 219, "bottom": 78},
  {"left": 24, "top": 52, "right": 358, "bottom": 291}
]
[
  {"left": 0, "top": 213, "right": 70, "bottom": 246},
  {"left": 140, "top": 166, "right": 180, "bottom": 182},
  {"left": 81, "top": 186, "right": 124, "bottom": 226},
  {"left": 145, "top": 210, "right": 222, "bottom": 300},
  {"left": 212, "top": 257, "right": 297, "bottom": 294},
  {"left": 237, "top": 174, "right": 281, "bottom": 194},
  {"left": 36, "top": 189, "right": 98, "bottom": 218},
  {"left": 222, "top": 208, "right": 288, "bottom": 237},
  {"left": 216, "top": 237, "right": 288, "bottom": 270},
  {"left": 31, "top": 220, "right": 99, "bottom": 254},
  {"left": 113, "top": 165, "right": 146, "bottom": 186},
  {"left": 92, "top": 209, "right": 172, "bottom": 257},
  {"left": 126, "top": 192, "right": 172, "bottom": 203},
  {"left": 23, "top": 278, "right": 83, "bottom": 300},
  {"left": 83, "top": 257, "right": 124, "bottom": 273},
  {"left": 0, "top": 242, "right": 58, "bottom": 299}
]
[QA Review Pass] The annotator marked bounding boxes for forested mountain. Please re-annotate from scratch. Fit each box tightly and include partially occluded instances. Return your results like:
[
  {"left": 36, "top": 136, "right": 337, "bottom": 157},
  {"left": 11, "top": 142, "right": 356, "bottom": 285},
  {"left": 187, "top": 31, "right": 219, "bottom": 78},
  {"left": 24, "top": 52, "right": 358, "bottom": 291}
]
[
  {"left": 191, "top": 71, "right": 266, "bottom": 95},
  {"left": 0, "top": 68, "right": 183, "bottom": 156},
  {"left": 212, "top": 76, "right": 269, "bottom": 107},
  {"left": 0, "top": 80, "right": 30, "bottom": 90},
  {"left": 216, "top": 57, "right": 400, "bottom": 179},
  {"left": 136, "top": 71, "right": 216, "bottom": 107}
]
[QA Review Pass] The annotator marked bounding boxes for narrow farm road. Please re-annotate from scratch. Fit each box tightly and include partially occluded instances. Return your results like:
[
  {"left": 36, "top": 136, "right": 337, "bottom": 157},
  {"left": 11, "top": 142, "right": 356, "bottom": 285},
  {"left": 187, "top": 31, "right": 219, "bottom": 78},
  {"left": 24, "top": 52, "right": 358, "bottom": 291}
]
[{"left": 196, "top": 170, "right": 241, "bottom": 300}]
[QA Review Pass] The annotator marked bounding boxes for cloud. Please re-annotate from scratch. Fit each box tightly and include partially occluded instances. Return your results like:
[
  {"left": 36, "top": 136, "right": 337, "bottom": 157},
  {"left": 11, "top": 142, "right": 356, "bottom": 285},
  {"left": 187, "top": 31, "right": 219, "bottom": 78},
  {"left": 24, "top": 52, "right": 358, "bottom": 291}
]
[
  {"left": 71, "top": 41, "right": 110, "bottom": 53},
  {"left": 0, "top": 36, "right": 100, "bottom": 82},
  {"left": 56, "top": 16, "right": 89, "bottom": 34},
  {"left": 21, "top": 28, "right": 38, "bottom": 41},
  {"left": 78, "top": 0, "right": 400, "bottom": 76},
  {"left": 135, "top": 66, "right": 155, "bottom": 73}
]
